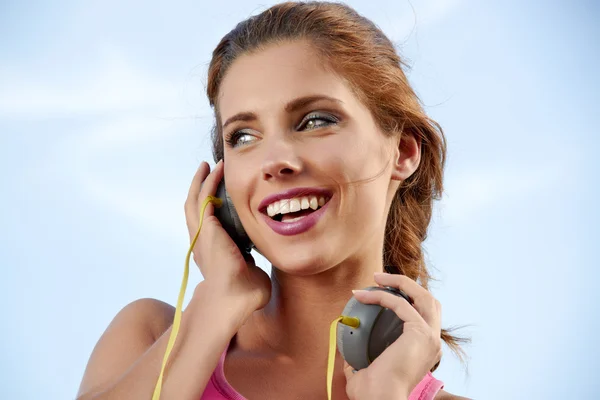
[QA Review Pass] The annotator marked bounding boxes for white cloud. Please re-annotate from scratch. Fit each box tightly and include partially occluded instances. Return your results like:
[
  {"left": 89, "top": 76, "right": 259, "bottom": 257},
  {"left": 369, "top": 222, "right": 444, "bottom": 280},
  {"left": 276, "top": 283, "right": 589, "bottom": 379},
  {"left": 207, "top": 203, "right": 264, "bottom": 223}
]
[
  {"left": 0, "top": 47, "right": 185, "bottom": 118},
  {"left": 1, "top": 46, "right": 212, "bottom": 241}
]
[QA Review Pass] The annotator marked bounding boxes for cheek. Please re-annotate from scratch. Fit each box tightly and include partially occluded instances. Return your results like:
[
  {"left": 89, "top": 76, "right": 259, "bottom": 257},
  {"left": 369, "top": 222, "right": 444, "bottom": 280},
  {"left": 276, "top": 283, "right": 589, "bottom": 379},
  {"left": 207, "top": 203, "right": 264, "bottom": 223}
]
[
  {"left": 315, "top": 132, "right": 391, "bottom": 223},
  {"left": 223, "top": 160, "right": 252, "bottom": 210},
  {"left": 312, "top": 131, "right": 388, "bottom": 182},
  {"left": 343, "top": 182, "right": 389, "bottom": 239}
]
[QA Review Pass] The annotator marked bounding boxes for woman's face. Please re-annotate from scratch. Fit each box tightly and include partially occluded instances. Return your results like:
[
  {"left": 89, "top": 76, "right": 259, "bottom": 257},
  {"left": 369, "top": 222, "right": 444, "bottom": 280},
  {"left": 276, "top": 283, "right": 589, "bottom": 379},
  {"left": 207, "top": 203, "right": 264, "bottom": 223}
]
[{"left": 218, "top": 40, "right": 408, "bottom": 274}]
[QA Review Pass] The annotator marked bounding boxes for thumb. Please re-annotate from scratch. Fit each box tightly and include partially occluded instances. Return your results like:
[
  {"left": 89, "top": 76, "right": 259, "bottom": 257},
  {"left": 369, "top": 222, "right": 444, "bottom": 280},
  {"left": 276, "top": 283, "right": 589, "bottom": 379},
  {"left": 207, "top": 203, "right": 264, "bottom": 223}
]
[
  {"left": 343, "top": 360, "right": 364, "bottom": 399},
  {"left": 343, "top": 361, "right": 357, "bottom": 382}
]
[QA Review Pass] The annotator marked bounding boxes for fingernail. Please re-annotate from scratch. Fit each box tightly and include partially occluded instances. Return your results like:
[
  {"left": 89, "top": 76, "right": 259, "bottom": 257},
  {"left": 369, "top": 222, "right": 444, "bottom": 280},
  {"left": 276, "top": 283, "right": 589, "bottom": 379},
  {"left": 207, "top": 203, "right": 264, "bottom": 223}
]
[
  {"left": 352, "top": 289, "right": 367, "bottom": 295},
  {"left": 374, "top": 272, "right": 387, "bottom": 277}
]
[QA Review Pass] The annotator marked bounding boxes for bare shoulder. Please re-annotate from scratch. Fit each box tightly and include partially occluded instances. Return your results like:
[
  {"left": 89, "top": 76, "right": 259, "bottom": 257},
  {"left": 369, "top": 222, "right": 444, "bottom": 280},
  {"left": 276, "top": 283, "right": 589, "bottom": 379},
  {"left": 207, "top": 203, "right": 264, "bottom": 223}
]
[
  {"left": 435, "top": 389, "right": 472, "bottom": 399},
  {"left": 77, "top": 298, "right": 175, "bottom": 398}
]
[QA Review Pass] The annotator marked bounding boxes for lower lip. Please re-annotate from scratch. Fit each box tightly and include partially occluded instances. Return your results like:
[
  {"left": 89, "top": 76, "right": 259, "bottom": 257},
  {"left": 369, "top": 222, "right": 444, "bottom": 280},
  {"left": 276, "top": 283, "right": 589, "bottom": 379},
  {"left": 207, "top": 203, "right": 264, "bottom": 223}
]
[{"left": 262, "top": 199, "right": 331, "bottom": 236}]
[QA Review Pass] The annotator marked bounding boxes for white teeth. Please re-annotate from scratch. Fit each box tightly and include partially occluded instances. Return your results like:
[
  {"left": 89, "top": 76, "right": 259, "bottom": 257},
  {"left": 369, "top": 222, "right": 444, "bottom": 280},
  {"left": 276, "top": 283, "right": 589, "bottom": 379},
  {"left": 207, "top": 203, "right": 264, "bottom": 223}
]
[
  {"left": 290, "top": 198, "right": 301, "bottom": 212},
  {"left": 267, "top": 201, "right": 283, "bottom": 217},
  {"left": 265, "top": 195, "right": 328, "bottom": 218},
  {"left": 301, "top": 197, "right": 310, "bottom": 210},
  {"left": 280, "top": 199, "right": 290, "bottom": 214}
]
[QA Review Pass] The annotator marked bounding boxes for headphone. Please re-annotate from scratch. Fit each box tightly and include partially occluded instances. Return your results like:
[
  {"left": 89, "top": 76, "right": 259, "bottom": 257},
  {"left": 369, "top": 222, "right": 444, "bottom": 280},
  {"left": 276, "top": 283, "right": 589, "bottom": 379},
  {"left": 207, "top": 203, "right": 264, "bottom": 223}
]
[{"left": 213, "top": 179, "right": 253, "bottom": 252}]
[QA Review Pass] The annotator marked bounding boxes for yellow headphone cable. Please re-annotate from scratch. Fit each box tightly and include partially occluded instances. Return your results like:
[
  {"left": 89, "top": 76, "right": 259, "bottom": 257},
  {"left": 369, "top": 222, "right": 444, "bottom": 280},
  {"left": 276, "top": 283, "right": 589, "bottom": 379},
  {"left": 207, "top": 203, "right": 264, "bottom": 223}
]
[{"left": 151, "top": 195, "right": 359, "bottom": 400}]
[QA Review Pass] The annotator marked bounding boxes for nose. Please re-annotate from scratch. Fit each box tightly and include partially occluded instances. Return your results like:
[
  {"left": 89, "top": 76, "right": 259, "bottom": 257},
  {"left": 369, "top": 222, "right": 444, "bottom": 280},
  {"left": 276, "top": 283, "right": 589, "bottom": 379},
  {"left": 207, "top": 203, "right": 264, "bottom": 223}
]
[{"left": 260, "top": 139, "right": 303, "bottom": 181}]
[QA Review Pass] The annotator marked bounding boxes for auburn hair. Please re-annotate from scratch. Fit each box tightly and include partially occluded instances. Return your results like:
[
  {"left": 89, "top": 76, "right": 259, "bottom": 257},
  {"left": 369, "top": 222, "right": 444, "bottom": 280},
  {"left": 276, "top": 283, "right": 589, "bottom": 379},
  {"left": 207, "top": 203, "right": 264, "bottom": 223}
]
[{"left": 206, "top": 1, "right": 468, "bottom": 366}]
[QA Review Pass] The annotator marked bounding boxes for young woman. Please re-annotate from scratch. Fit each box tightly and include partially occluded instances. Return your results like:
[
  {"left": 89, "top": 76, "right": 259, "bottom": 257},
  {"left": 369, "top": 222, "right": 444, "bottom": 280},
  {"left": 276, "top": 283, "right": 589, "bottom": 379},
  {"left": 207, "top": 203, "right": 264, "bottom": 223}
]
[{"left": 77, "top": 2, "right": 468, "bottom": 399}]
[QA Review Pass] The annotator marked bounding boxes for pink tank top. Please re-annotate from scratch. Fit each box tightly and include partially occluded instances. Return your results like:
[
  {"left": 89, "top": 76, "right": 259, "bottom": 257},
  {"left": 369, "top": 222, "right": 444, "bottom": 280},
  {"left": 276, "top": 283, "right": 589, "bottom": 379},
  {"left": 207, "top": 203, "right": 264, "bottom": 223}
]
[{"left": 200, "top": 344, "right": 444, "bottom": 400}]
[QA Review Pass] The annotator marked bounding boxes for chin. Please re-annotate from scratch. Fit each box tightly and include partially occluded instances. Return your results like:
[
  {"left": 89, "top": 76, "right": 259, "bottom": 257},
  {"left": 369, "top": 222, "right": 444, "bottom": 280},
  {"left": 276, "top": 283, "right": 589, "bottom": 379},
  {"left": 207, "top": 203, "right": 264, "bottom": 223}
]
[{"left": 257, "top": 239, "right": 337, "bottom": 277}]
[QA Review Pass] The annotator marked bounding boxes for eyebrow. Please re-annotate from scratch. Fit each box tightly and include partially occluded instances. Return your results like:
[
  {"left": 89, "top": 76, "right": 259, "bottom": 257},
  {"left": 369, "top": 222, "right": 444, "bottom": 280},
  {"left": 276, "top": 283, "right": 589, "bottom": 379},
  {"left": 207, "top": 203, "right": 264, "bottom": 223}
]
[{"left": 222, "top": 95, "right": 343, "bottom": 129}]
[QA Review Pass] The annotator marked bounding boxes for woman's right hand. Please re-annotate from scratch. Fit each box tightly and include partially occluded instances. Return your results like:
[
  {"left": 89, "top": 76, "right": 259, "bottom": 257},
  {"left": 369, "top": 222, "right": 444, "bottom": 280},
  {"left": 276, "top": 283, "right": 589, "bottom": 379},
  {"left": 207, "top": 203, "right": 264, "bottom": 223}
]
[{"left": 184, "top": 160, "right": 272, "bottom": 314}]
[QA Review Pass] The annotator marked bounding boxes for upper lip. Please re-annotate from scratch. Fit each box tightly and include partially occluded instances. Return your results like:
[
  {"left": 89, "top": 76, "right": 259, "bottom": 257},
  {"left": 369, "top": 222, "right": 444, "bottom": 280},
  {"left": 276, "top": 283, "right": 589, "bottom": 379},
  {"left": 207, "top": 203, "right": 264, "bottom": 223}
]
[{"left": 258, "top": 187, "right": 333, "bottom": 213}]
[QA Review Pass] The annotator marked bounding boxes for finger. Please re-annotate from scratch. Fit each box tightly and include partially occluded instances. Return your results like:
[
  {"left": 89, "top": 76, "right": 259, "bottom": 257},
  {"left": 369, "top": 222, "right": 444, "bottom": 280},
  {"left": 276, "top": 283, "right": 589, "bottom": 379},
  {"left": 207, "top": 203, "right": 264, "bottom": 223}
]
[
  {"left": 197, "top": 159, "right": 224, "bottom": 218},
  {"left": 342, "top": 361, "right": 356, "bottom": 381},
  {"left": 185, "top": 162, "right": 210, "bottom": 239},
  {"left": 352, "top": 289, "right": 423, "bottom": 324},
  {"left": 342, "top": 360, "right": 364, "bottom": 399},
  {"left": 188, "top": 161, "right": 210, "bottom": 203},
  {"left": 373, "top": 272, "right": 441, "bottom": 332}
]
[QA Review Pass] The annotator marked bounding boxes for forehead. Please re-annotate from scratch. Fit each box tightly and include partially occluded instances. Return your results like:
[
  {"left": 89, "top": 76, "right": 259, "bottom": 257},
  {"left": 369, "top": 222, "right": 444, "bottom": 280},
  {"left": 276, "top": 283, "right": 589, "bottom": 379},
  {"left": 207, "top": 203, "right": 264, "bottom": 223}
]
[{"left": 218, "top": 41, "right": 353, "bottom": 119}]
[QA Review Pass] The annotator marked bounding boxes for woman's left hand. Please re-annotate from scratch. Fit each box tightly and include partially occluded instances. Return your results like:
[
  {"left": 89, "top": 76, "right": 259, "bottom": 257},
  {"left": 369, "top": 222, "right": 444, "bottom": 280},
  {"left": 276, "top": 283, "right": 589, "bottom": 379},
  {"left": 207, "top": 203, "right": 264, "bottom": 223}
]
[{"left": 343, "top": 272, "right": 442, "bottom": 400}]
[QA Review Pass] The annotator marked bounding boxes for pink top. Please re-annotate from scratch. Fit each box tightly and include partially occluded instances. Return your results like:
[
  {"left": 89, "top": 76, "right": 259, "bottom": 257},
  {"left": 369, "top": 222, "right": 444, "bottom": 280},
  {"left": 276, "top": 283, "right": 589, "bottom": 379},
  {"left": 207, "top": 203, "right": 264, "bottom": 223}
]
[{"left": 200, "top": 343, "right": 444, "bottom": 400}]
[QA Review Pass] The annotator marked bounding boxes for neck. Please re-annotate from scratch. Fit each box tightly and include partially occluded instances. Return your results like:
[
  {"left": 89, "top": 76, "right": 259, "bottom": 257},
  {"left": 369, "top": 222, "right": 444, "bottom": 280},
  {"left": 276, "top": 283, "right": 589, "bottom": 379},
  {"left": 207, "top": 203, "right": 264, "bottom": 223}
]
[{"left": 245, "top": 253, "right": 383, "bottom": 366}]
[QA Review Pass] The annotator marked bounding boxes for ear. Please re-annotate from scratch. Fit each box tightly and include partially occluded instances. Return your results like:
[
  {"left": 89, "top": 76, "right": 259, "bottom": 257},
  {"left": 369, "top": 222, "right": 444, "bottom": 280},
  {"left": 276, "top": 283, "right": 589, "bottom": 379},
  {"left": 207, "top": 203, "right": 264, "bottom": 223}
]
[{"left": 391, "top": 131, "right": 421, "bottom": 181}]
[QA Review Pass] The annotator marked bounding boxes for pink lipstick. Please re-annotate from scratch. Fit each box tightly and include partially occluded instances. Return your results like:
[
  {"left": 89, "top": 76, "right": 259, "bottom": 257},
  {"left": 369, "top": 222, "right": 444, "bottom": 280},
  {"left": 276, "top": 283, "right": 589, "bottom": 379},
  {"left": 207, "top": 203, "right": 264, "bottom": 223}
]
[
  {"left": 261, "top": 198, "right": 331, "bottom": 236},
  {"left": 258, "top": 187, "right": 333, "bottom": 236}
]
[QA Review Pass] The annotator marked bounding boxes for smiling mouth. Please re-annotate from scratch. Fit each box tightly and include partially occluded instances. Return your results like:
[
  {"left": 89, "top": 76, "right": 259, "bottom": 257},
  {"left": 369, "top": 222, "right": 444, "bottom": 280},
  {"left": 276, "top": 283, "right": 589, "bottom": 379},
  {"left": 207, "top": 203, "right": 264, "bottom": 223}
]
[{"left": 266, "top": 195, "right": 330, "bottom": 223}]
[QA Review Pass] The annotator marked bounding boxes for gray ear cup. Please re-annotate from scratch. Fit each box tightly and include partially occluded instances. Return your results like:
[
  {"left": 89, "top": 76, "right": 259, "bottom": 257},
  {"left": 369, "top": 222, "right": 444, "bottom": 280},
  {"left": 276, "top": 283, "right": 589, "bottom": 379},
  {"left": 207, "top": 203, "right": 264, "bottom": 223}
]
[
  {"left": 213, "top": 179, "right": 253, "bottom": 252},
  {"left": 337, "top": 286, "right": 409, "bottom": 371}
]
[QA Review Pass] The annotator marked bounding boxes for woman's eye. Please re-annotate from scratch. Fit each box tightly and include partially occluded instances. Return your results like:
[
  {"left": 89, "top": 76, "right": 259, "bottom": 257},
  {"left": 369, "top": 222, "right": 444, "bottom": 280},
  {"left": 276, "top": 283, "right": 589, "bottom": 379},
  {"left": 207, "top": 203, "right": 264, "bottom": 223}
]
[
  {"left": 298, "top": 113, "right": 338, "bottom": 131},
  {"left": 227, "top": 113, "right": 338, "bottom": 147},
  {"left": 227, "top": 131, "right": 256, "bottom": 148}
]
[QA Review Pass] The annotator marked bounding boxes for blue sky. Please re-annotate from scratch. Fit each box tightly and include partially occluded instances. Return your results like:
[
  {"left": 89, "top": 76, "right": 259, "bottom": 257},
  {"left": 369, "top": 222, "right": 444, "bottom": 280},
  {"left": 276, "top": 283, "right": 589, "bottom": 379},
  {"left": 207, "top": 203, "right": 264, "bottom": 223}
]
[{"left": 1, "top": 1, "right": 598, "bottom": 399}]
